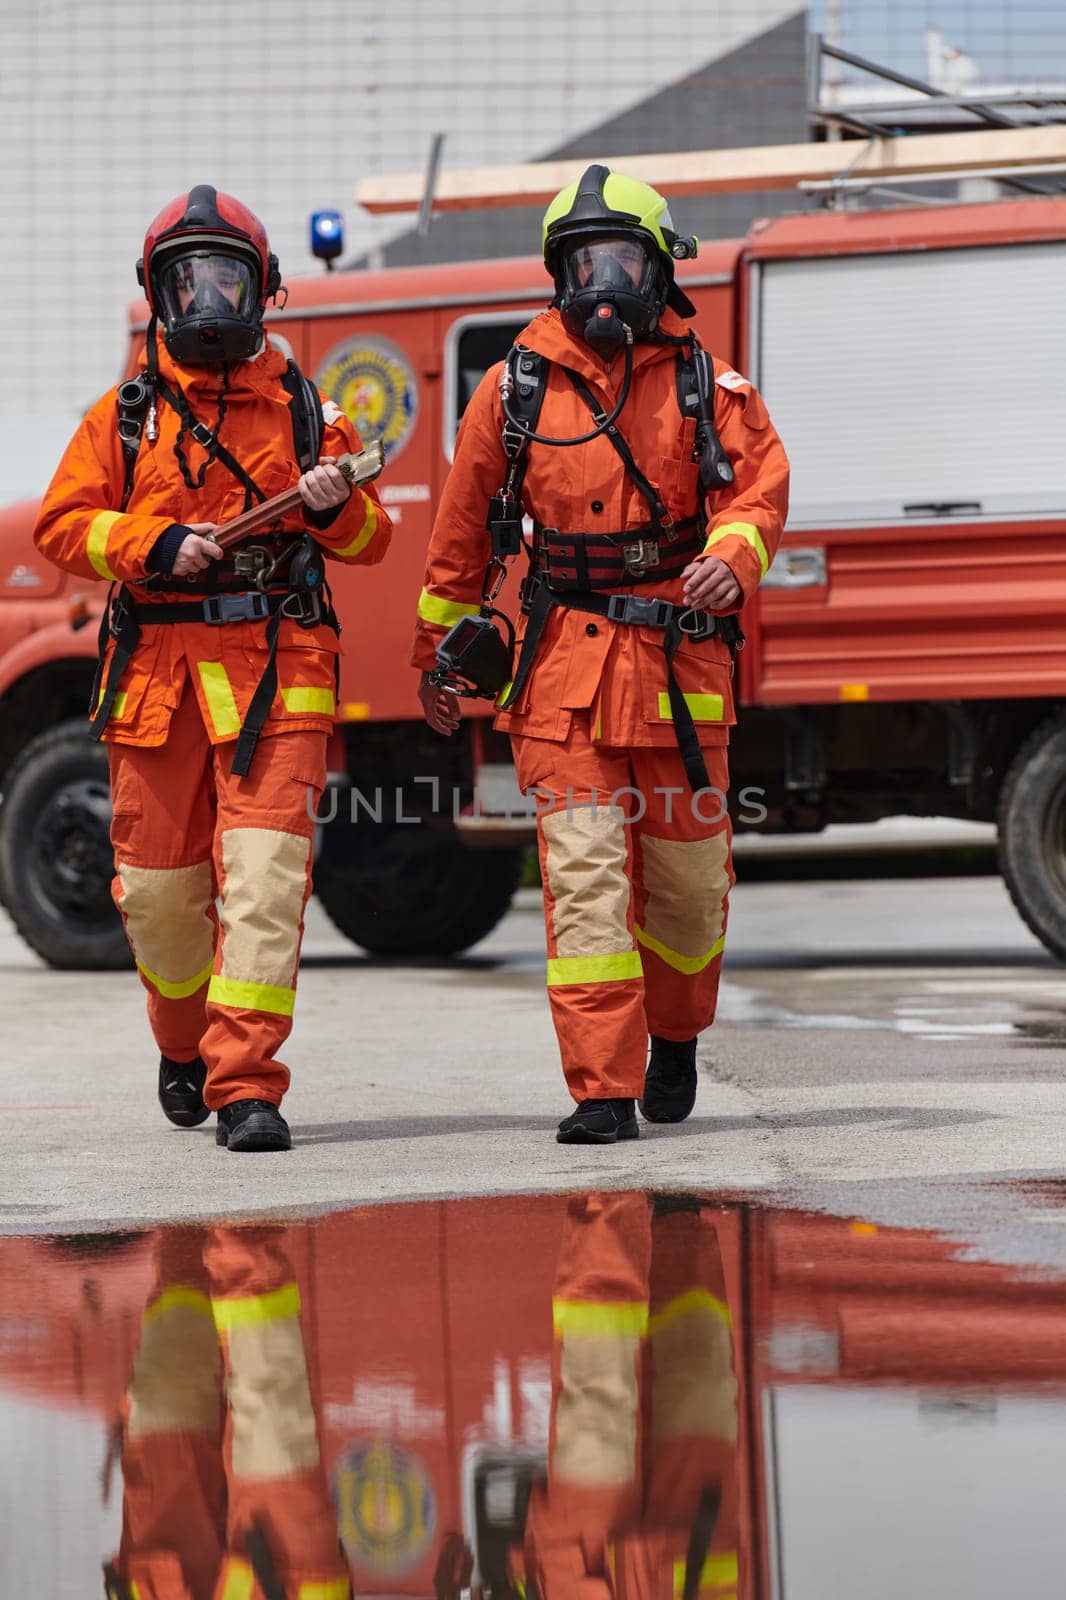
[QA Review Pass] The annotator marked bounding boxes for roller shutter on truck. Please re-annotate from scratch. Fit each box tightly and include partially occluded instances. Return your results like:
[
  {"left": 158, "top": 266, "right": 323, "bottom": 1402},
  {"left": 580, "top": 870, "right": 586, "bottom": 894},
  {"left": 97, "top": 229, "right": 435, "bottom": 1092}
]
[{"left": 751, "top": 241, "right": 1066, "bottom": 529}]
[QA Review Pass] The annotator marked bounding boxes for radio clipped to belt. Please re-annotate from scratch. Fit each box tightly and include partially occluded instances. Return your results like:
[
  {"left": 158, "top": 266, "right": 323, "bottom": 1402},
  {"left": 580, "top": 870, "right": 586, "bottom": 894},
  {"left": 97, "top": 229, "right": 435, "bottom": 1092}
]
[
  {"left": 429, "top": 393, "right": 533, "bottom": 699},
  {"left": 430, "top": 545, "right": 517, "bottom": 700}
]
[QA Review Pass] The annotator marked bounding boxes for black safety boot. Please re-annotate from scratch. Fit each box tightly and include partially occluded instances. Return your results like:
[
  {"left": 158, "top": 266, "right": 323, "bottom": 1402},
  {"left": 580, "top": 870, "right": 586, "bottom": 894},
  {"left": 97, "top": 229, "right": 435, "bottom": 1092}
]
[
  {"left": 557, "top": 1099, "right": 639, "bottom": 1145},
  {"left": 158, "top": 1054, "right": 210, "bottom": 1129},
  {"left": 216, "top": 1099, "right": 292, "bottom": 1152},
  {"left": 639, "top": 1036, "right": 698, "bottom": 1123}
]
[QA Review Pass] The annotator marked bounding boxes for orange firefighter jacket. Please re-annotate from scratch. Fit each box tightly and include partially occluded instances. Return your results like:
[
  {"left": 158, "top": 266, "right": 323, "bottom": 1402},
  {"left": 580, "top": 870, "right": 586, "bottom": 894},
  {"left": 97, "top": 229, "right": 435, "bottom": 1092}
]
[
  {"left": 411, "top": 306, "right": 788, "bottom": 751},
  {"left": 34, "top": 338, "right": 392, "bottom": 748}
]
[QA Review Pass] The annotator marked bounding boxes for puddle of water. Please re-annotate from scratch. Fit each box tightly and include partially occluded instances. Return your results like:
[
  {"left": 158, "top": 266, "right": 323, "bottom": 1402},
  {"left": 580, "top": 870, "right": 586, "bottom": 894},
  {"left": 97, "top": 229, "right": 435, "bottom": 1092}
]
[
  {"left": 719, "top": 974, "right": 1066, "bottom": 1046},
  {"left": 5, "top": 1190, "right": 1066, "bottom": 1597}
]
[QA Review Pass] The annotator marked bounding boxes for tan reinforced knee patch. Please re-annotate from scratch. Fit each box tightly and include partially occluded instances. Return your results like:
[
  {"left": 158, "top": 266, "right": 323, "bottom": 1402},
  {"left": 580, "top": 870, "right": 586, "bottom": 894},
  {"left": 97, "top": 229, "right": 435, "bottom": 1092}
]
[
  {"left": 640, "top": 832, "right": 730, "bottom": 960},
  {"left": 219, "top": 828, "right": 311, "bottom": 988},
  {"left": 116, "top": 860, "right": 214, "bottom": 984},
  {"left": 225, "top": 1321, "right": 321, "bottom": 1480},
  {"left": 555, "top": 1336, "right": 640, "bottom": 1485},
  {"left": 127, "top": 1296, "right": 222, "bottom": 1438},
  {"left": 543, "top": 805, "right": 632, "bottom": 958},
  {"left": 651, "top": 1308, "right": 738, "bottom": 1444}
]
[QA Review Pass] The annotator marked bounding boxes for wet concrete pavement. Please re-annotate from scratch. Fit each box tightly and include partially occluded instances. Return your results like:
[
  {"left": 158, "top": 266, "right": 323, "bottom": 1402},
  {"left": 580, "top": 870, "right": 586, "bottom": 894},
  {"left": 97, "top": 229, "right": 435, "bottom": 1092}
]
[
  {"left": 6, "top": 864, "right": 1066, "bottom": 1596},
  {"left": 2, "top": 868, "right": 1065, "bottom": 1234}
]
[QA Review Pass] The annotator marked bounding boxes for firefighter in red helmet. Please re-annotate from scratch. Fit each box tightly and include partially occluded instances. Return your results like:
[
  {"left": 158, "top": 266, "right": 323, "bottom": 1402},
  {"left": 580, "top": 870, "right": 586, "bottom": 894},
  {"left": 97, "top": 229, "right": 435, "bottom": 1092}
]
[{"left": 34, "top": 185, "right": 392, "bottom": 1151}]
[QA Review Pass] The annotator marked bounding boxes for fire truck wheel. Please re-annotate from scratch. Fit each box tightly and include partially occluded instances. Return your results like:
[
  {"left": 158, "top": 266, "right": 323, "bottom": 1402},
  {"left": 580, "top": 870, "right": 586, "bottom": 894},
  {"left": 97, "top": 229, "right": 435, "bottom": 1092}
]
[
  {"left": 314, "top": 814, "right": 525, "bottom": 957},
  {"left": 998, "top": 713, "right": 1066, "bottom": 961},
  {"left": 0, "top": 719, "right": 131, "bottom": 970}
]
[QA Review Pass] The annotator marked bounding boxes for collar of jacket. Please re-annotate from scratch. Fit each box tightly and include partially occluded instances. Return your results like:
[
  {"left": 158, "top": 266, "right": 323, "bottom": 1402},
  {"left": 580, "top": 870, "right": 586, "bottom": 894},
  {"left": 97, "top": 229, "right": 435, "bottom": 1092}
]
[
  {"left": 516, "top": 306, "right": 689, "bottom": 402},
  {"left": 137, "top": 334, "right": 290, "bottom": 400}
]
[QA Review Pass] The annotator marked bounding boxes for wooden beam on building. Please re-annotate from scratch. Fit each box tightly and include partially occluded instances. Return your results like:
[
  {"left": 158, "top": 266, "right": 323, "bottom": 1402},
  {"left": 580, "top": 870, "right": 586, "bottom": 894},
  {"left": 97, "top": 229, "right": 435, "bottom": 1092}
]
[{"left": 356, "top": 125, "right": 1066, "bottom": 214}]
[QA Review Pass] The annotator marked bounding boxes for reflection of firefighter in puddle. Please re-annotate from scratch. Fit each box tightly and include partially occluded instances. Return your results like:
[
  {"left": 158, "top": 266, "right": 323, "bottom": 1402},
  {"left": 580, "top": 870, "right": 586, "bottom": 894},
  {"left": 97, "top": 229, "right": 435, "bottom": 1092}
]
[
  {"left": 102, "top": 1225, "right": 350, "bottom": 1600},
  {"left": 516, "top": 1191, "right": 741, "bottom": 1600}
]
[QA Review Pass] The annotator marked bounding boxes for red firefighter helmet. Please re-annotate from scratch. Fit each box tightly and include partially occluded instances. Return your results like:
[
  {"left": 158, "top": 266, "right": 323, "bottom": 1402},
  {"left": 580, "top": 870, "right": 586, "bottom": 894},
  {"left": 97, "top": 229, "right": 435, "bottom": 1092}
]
[{"left": 137, "top": 184, "right": 281, "bottom": 365}]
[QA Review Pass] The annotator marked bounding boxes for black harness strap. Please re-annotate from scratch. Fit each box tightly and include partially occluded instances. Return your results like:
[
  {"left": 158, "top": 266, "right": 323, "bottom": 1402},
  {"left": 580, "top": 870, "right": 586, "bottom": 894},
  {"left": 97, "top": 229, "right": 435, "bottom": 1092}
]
[
  {"left": 231, "top": 606, "right": 285, "bottom": 777},
  {"left": 563, "top": 367, "right": 673, "bottom": 534},
  {"left": 89, "top": 587, "right": 139, "bottom": 739},
  {"left": 279, "top": 359, "right": 325, "bottom": 472},
  {"left": 501, "top": 578, "right": 740, "bottom": 793},
  {"left": 151, "top": 372, "right": 269, "bottom": 510}
]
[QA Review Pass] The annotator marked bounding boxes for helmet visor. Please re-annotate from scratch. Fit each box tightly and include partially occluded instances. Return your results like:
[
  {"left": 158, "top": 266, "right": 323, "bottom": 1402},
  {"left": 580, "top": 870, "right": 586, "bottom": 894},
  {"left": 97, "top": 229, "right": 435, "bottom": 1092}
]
[
  {"left": 561, "top": 235, "right": 657, "bottom": 299},
  {"left": 155, "top": 250, "right": 258, "bottom": 327}
]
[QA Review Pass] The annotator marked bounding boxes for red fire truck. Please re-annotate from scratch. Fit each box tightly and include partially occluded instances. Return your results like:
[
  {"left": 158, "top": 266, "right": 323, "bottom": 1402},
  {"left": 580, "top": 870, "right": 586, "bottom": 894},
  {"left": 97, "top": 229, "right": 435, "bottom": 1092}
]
[{"left": 1, "top": 193, "right": 1065, "bottom": 967}]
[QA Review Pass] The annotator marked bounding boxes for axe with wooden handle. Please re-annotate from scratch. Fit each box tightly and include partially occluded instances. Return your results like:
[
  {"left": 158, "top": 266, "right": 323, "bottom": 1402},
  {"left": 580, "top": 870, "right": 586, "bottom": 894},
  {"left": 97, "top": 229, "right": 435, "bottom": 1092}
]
[{"left": 212, "top": 438, "right": 385, "bottom": 551}]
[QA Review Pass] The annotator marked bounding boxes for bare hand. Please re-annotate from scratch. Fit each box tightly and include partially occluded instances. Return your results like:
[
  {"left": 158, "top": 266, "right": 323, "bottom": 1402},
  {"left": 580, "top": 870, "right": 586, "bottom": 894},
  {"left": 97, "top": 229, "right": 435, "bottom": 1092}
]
[
  {"left": 419, "top": 670, "right": 461, "bottom": 735},
  {"left": 299, "top": 455, "right": 351, "bottom": 512},
  {"left": 172, "top": 524, "right": 222, "bottom": 577},
  {"left": 682, "top": 555, "right": 742, "bottom": 611}
]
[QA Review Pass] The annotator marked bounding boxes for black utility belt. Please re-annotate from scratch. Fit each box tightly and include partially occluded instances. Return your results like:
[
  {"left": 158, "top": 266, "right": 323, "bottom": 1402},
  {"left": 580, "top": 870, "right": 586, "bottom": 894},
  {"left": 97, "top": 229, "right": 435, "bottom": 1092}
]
[
  {"left": 534, "top": 518, "right": 703, "bottom": 589},
  {"left": 520, "top": 578, "right": 742, "bottom": 653},
  {"left": 116, "top": 589, "right": 323, "bottom": 630}
]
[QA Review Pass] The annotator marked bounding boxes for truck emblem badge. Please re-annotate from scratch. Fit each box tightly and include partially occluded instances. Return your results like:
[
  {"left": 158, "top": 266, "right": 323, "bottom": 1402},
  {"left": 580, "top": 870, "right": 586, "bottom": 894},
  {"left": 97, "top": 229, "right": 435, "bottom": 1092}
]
[{"left": 315, "top": 335, "right": 419, "bottom": 464}]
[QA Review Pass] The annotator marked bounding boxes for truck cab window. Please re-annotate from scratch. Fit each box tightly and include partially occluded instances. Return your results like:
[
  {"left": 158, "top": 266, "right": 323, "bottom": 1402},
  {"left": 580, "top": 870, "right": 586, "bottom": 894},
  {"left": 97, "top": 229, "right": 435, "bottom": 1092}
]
[{"left": 448, "top": 316, "right": 529, "bottom": 449}]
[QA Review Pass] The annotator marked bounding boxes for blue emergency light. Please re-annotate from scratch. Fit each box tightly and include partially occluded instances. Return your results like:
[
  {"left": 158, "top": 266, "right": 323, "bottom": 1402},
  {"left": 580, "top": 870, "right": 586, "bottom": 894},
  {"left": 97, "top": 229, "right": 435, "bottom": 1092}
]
[{"left": 310, "top": 210, "right": 344, "bottom": 268}]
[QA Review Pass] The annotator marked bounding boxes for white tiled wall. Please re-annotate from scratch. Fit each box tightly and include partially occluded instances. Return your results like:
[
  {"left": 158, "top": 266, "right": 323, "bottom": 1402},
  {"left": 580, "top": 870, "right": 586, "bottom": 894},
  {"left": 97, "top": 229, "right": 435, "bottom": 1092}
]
[{"left": 0, "top": 0, "right": 797, "bottom": 495}]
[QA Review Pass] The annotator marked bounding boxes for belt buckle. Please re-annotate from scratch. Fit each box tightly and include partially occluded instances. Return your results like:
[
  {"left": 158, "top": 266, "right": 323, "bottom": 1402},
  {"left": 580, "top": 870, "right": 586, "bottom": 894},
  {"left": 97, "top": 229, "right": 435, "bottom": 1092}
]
[
  {"left": 621, "top": 538, "right": 660, "bottom": 576},
  {"left": 202, "top": 591, "right": 270, "bottom": 625},
  {"left": 607, "top": 594, "right": 672, "bottom": 629}
]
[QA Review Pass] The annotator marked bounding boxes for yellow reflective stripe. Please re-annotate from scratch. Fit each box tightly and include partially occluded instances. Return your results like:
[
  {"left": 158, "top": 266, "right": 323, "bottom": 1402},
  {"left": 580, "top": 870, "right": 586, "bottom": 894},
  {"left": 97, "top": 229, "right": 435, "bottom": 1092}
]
[
  {"left": 297, "top": 1583, "right": 353, "bottom": 1600},
  {"left": 332, "top": 491, "right": 380, "bottom": 558},
  {"left": 553, "top": 1297, "right": 649, "bottom": 1338},
  {"left": 219, "top": 1559, "right": 255, "bottom": 1600},
  {"left": 593, "top": 702, "right": 603, "bottom": 740},
  {"left": 417, "top": 588, "right": 481, "bottom": 628},
  {"left": 656, "top": 692, "right": 725, "bottom": 722},
  {"left": 673, "top": 1552, "right": 739, "bottom": 1596},
  {"left": 142, "top": 1285, "right": 213, "bottom": 1326},
  {"left": 546, "top": 950, "right": 643, "bottom": 987},
  {"left": 196, "top": 661, "right": 241, "bottom": 737},
  {"left": 128, "top": 1584, "right": 143, "bottom": 1600},
  {"left": 281, "top": 686, "right": 336, "bottom": 715},
  {"left": 208, "top": 975, "right": 295, "bottom": 1017},
  {"left": 495, "top": 679, "right": 514, "bottom": 706},
  {"left": 87, "top": 511, "right": 122, "bottom": 580},
  {"left": 635, "top": 925, "right": 725, "bottom": 976},
  {"left": 137, "top": 957, "right": 213, "bottom": 1000},
  {"left": 650, "top": 1288, "right": 732, "bottom": 1336},
  {"left": 211, "top": 1281, "right": 300, "bottom": 1335},
  {"left": 94, "top": 687, "right": 128, "bottom": 719},
  {"left": 703, "top": 520, "right": 769, "bottom": 577}
]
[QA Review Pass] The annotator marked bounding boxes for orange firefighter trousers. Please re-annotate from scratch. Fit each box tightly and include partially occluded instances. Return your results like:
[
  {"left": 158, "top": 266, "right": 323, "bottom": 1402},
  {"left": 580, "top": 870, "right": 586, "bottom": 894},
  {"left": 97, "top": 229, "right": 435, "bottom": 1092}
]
[
  {"left": 514, "top": 715, "right": 733, "bottom": 1103},
  {"left": 108, "top": 680, "right": 325, "bottom": 1109},
  {"left": 522, "top": 1190, "right": 743, "bottom": 1599}
]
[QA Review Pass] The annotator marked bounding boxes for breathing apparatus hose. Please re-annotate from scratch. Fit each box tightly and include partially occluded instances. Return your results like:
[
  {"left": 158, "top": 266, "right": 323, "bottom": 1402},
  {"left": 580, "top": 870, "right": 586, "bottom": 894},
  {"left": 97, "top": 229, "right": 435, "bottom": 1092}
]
[{"left": 500, "top": 331, "right": 634, "bottom": 447}]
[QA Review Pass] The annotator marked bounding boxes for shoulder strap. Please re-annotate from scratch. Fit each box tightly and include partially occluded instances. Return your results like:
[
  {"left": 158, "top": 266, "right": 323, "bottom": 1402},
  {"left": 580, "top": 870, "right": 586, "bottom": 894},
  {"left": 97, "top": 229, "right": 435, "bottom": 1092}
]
[
  {"left": 676, "top": 337, "right": 735, "bottom": 494},
  {"left": 115, "top": 380, "right": 153, "bottom": 512},
  {"left": 563, "top": 367, "right": 671, "bottom": 531},
  {"left": 489, "top": 344, "right": 549, "bottom": 557},
  {"left": 280, "top": 358, "right": 325, "bottom": 472},
  {"left": 501, "top": 344, "right": 549, "bottom": 464}
]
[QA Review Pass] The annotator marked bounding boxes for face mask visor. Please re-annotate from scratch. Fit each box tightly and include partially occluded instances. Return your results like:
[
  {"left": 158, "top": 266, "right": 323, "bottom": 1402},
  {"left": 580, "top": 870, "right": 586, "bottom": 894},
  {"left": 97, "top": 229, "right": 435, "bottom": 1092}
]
[
  {"left": 155, "top": 249, "right": 259, "bottom": 331},
  {"left": 560, "top": 235, "right": 659, "bottom": 303}
]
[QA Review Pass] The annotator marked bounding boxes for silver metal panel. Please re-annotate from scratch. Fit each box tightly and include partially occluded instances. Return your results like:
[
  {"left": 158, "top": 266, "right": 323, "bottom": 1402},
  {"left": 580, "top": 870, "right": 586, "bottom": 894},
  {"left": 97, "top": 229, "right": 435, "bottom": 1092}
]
[{"left": 757, "top": 241, "right": 1066, "bottom": 527}]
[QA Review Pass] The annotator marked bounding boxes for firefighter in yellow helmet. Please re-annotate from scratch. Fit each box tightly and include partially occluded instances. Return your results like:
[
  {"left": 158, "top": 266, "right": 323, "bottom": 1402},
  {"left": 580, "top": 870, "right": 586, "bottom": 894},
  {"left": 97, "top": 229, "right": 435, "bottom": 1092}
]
[{"left": 412, "top": 167, "right": 789, "bottom": 1143}]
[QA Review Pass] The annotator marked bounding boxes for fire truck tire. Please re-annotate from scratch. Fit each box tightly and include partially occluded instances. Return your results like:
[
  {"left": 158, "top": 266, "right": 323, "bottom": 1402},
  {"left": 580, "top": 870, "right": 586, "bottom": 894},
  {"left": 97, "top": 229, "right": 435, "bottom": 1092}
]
[
  {"left": 0, "top": 719, "right": 131, "bottom": 970},
  {"left": 998, "top": 713, "right": 1066, "bottom": 962},
  {"left": 314, "top": 815, "right": 525, "bottom": 956}
]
